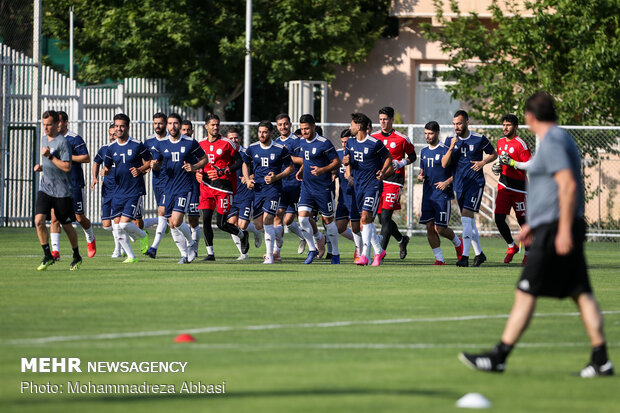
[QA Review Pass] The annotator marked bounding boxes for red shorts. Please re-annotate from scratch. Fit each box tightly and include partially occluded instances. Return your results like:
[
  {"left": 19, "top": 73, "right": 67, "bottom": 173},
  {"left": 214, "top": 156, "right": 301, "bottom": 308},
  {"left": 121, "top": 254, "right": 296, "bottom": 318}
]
[
  {"left": 377, "top": 182, "right": 402, "bottom": 213},
  {"left": 495, "top": 186, "right": 526, "bottom": 218},
  {"left": 199, "top": 185, "right": 233, "bottom": 215}
]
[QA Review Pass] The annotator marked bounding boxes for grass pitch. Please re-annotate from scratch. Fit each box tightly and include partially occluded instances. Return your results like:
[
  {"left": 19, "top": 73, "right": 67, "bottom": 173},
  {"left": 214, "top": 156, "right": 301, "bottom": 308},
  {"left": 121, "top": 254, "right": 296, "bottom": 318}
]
[{"left": 0, "top": 227, "right": 618, "bottom": 412}]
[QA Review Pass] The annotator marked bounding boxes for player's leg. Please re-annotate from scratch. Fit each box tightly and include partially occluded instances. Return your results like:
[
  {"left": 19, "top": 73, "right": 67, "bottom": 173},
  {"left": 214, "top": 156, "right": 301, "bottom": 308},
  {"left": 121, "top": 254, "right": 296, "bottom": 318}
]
[
  {"left": 186, "top": 188, "right": 201, "bottom": 256},
  {"left": 146, "top": 187, "right": 168, "bottom": 257},
  {"left": 350, "top": 220, "right": 362, "bottom": 260},
  {"left": 574, "top": 293, "right": 613, "bottom": 376},
  {"left": 457, "top": 184, "right": 485, "bottom": 267},
  {"left": 378, "top": 183, "right": 406, "bottom": 257},
  {"left": 53, "top": 196, "right": 82, "bottom": 270},
  {"left": 317, "top": 190, "right": 339, "bottom": 264},
  {"left": 169, "top": 208, "right": 195, "bottom": 264},
  {"left": 513, "top": 192, "right": 529, "bottom": 266},
  {"left": 433, "top": 198, "right": 462, "bottom": 261},
  {"left": 228, "top": 213, "right": 245, "bottom": 259},
  {"left": 34, "top": 191, "right": 55, "bottom": 270},
  {"left": 495, "top": 187, "right": 518, "bottom": 263},
  {"left": 425, "top": 221, "right": 444, "bottom": 264},
  {"left": 49, "top": 209, "right": 61, "bottom": 260},
  {"left": 214, "top": 192, "right": 249, "bottom": 254},
  {"left": 201, "top": 206, "right": 216, "bottom": 260},
  {"left": 73, "top": 186, "right": 96, "bottom": 257},
  {"left": 118, "top": 197, "right": 148, "bottom": 257},
  {"left": 273, "top": 208, "right": 285, "bottom": 258}
]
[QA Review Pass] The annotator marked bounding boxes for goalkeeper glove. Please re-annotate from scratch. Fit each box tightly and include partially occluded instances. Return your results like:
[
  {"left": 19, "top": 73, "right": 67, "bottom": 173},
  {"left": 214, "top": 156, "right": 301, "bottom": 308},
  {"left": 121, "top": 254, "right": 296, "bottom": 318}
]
[
  {"left": 499, "top": 152, "right": 517, "bottom": 168},
  {"left": 391, "top": 159, "right": 407, "bottom": 170},
  {"left": 492, "top": 163, "right": 502, "bottom": 175}
]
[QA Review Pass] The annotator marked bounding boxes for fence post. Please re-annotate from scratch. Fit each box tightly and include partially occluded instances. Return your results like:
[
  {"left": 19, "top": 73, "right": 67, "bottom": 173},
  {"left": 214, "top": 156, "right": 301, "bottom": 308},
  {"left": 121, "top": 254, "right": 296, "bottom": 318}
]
[
  {"left": 0, "top": 60, "right": 7, "bottom": 225},
  {"left": 406, "top": 124, "right": 415, "bottom": 234}
]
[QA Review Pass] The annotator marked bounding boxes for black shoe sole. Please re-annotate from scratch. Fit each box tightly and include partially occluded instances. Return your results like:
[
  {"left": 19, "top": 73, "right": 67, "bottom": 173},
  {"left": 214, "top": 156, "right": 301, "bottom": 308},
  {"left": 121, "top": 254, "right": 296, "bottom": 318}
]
[{"left": 399, "top": 236, "right": 409, "bottom": 260}]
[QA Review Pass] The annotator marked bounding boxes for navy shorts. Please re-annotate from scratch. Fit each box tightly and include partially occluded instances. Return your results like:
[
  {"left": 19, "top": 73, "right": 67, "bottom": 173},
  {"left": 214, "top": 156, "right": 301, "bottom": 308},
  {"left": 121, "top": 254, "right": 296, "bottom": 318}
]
[
  {"left": 164, "top": 190, "right": 191, "bottom": 218},
  {"left": 278, "top": 186, "right": 300, "bottom": 214},
  {"left": 72, "top": 186, "right": 86, "bottom": 215},
  {"left": 188, "top": 182, "right": 200, "bottom": 217},
  {"left": 336, "top": 193, "right": 361, "bottom": 222},
  {"left": 253, "top": 189, "right": 280, "bottom": 218},
  {"left": 101, "top": 196, "right": 113, "bottom": 221},
  {"left": 111, "top": 195, "right": 143, "bottom": 220},
  {"left": 154, "top": 185, "right": 166, "bottom": 208},
  {"left": 354, "top": 182, "right": 383, "bottom": 216},
  {"left": 298, "top": 187, "right": 335, "bottom": 217},
  {"left": 229, "top": 195, "right": 254, "bottom": 222},
  {"left": 419, "top": 197, "right": 452, "bottom": 227},
  {"left": 456, "top": 182, "right": 485, "bottom": 213}
]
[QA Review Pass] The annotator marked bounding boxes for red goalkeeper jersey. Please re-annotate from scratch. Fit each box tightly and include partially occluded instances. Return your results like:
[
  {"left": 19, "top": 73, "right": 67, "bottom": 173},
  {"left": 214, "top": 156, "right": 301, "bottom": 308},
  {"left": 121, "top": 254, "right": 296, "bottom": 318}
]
[
  {"left": 496, "top": 136, "right": 531, "bottom": 193},
  {"left": 199, "top": 136, "right": 238, "bottom": 194},
  {"left": 370, "top": 129, "right": 415, "bottom": 186}
]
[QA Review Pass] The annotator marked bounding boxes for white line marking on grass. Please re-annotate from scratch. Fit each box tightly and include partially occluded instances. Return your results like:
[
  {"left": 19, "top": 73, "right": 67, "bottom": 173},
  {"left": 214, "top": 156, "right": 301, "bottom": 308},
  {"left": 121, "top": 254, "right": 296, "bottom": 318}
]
[
  {"left": 185, "top": 342, "right": 620, "bottom": 350},
  {"left": 3, "top": 311, "right": 619, "bottom": 346}
]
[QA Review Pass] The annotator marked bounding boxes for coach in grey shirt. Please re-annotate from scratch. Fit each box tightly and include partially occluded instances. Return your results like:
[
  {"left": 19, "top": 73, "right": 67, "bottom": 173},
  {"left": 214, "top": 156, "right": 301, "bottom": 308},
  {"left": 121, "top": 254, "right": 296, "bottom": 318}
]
[
  {"left": 34, "top": 110, "right": 82, "bottom": 271},
  {"left": 459, "top": 92, "right": 613, "bottom": 377}
]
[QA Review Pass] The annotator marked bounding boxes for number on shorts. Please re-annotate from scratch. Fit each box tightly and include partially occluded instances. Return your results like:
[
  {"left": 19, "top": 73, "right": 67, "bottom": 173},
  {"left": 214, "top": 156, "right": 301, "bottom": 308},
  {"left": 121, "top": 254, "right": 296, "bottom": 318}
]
[
  {"left": 515, "top": 201, "right": 526, "bottom": 212},
  {"left": 363, "top": 197, "right": 375, "bottom": 208},
  {"left": 270, "top": 200, "right": 279, "bottom": 211},
  {"left": 327, "top": 201, "right": 333, "bottom": 212},
  {"left": 385, "top": 192, "right": 397, "bottom": 204},
  {"left": 220, "top": 196, "right": 231, "bottom": 210},
  {"left": 177, "top": 197, "right": 186, "bottom": 207},
  {"left": 243, "top": 207, "right": 251, "bottom": 217}
]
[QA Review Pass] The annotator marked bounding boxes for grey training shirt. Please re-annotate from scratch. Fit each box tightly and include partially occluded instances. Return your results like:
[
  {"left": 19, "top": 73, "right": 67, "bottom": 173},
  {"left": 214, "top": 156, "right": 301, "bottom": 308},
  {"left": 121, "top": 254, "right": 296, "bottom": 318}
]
[
  {"left": 527, "top": 125, "right": 585, "bottom": 229},
  {"left": 39, "top": 134, "right": 73, "bottom": 198}
]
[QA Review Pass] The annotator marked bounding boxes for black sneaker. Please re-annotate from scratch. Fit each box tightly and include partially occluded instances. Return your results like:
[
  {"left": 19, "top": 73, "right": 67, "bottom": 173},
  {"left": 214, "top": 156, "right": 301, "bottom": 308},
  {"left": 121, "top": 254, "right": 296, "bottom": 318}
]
[
  {"left": 473, "top": 252, "right": 487, "bottom": 267},
  {"left": 580, "top": 361, "right": 614, "bottom": 377},
  {"left": 240, "top": 230, "right": 250, "bottom": 254},
  {"left": 325, "top": 252, "right": 332, "bottom": 260},
  {"left": 399, "top": 235, "right": 410, "bottom": 259},
  {"left": 37, "top": 256, "right": 55, "bottom": 271},
  {"left": 70, "top": 257, "right": 82, "bottom": 271},
  {"left": 456, "top": 256, "right": 469, "bottom": 267},
  {"left": 458, "top": 351, "right": 505, "bottom": 373},
  {"left": 202, "top": 254, "right": 216, "bottom": 261}
]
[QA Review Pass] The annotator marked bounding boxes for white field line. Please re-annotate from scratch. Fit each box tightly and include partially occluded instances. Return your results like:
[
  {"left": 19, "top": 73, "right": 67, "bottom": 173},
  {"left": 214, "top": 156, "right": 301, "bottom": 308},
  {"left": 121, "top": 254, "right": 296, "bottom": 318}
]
[
  {"left": 3, "top": 311, "right": 620, "bottom": 346},
  {"left": 185, "top": 342, "right": 620, "bottom": 350}
]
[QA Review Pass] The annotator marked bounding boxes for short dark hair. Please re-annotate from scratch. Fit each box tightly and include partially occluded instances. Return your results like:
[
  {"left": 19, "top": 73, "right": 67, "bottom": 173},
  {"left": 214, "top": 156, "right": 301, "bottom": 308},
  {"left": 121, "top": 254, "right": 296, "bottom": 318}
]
[
  {"left": 153, "top": 112, "right": 167, "bottom": 121},
  {"left": 181, "top": 119, "right": 193, "bottom": 128},
  {"left": 340, "top": 128, "right": 351, "bottom": 138},
  {"left": 299, "top": 114, "right": 315, "bottom": 125},
  {"left": 258, "top": 120, "right": 274, "bottom": 132},
  {"left": 42, "top": 110, "right": 59, "bottom": 123},
  {"left": 108, "top": 124, "right": 115, "bottom": 130},
  {"left": 351, "top": 112, "right": 371, "bottom": 131},
  {"left": 453, "top": 110, "right": 469, "bottom": 121},
  {"left": 113, "top": 113, "right": 130, "bottom": 126},
  {"left": 275, "top": 113, "right": 291, "bottom": 122},
  {"left": 424, "top": 121, "right": 440, "bottom": 133},
  {"left": 58, "top": 110, "right": 69, "bottom": 122},
  {"left": 524, "top": 92, "right": 558, "bottom": 122},
  {"left": 206, "top": 113, "right": 220, "bottom": 123},
  {"left": 315, "top": 126, "right": 323, "bottom": 136},
  {"left": 168, "top": 113, "right": 182, "bottom": 123},
  {"left": 501, "top": 114, "right": 519, "bottom": 126},
  {"left": 225, "top": 126, "right": 241, "bottom": 136},
  {"left": 294, "top": 128, "right": 302, "bottom": 135},
  {"left": 378, "top": 106, "right": 395, "bottom": 118}
]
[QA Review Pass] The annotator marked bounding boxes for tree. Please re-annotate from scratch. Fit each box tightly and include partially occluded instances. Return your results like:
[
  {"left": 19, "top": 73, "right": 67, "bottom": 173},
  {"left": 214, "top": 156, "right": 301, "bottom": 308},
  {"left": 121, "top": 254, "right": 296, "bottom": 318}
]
[
  {"left": 43, "top": 0, "right": 390, "bottom": 120},
  {"left": 420, "top": 0, "right": 620, "bottom": 126}
]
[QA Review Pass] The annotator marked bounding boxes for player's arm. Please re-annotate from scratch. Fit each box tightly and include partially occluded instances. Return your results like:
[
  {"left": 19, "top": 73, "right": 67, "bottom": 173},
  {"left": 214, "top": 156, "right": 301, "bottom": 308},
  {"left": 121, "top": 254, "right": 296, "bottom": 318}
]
[
  {"left": 229, "top": 151, "right": 243, "bottom": 172},
  {"left": 311, "top": 156, "right": 340, "bottom": 176},
  {"left": 41, "top": 146, "right": 71, "bottom": 172},
  {"left": 73, "top": 154, "right": 90, "bottom": 163},
  {"left": 274, "top": 163, "right": 295, "bottom": 181},
  {"left": 441, "top": 137, "right": 457, "bottom": 168},
  {"left": 554, "top": 168, "right": 577, "bottom": 255},
  {"left": 72, "top": 139, "right": 90, "bottom": 163},
  {"left": 91, "top": 160, "right": 100, "bottom": 189},
  {"left": 471, "top": 140, "right": 498, "bottom": 171},
  {"left": 290, "top": 154, "right": 304, "bottom": 166},
  {"left": 435, "top": 175, "right": 453, "bottom": 191},
  {"left": 185, "top": 154, "right": 208, "bottom": 173},
  {"left": 377, "top": 153, "right": 394, "bottom": 181},
  {"left": 242, "top": 161, "right": 255, "bottom": 188},
  {"left": 417, "top": 166, "right": 424, "bottom": 182}
]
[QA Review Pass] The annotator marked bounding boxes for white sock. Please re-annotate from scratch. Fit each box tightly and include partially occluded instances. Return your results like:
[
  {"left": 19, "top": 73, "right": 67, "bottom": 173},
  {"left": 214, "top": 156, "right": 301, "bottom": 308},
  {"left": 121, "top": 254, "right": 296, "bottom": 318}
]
[
  {"left": 151, "top": 216, "right": 168, "bottom": 249},
  {"left": 369, "top": 223, "right": 383, "bottom": 256},
  {"left": 340, "top": 227, "right": 354, "bottom": 241},
  {"left": 461, "top": 217, "right": 473, "bottom": 257},
  {"left": 287, "top": 221, "right": 305, "bottom": 240},
  {"left": 451, "top": 235, "right": 461, "bottom": 247},
  {"left": 82, "top": 225, "right": 95, "bottom": 243},
  {"left": 231, "top": 234, "right": 243, "bottom": 254},
  {"left": 171, "top": 227, "right": 188, "bottom": 257},
  {"left": 432, "top": 247, "right": 444, "bottom": 262},
  {"left": 508, "top": 242, "right": 515, "bottom": 248},
  {"left": 325, "top": 234, "right": 332, "bottom": 253},
  {"left": 325, "top": 222, "right": 340, "bottom": 255},
  {"left": 192, "top": 225, "right": 201, "bottom": 246},
  {"left": 472, "top": 220, "right": 482, "bottom": 255},
  {"left": 264, "top": 224, "right": 275, "bottom": 258},
  {"left": 361, "top": 224, "right": 372, "bottom": 258},
  {"left": 115, "top": 224, "right": 135, "bottom": 259},
  {"left": 298, "top": 216, "right": 317, "bottom": 251},
  {"left": 313, "top": 231, "right": 322, "bottom": 246},
  {"left": 275, "top": 225, "right": 283, "bottom": 244},
  {"left": 352, "top": 230, "right": 363, "bottom": 255},
  {"left": 50, "top": 232, "right": 60, "bottom": 252},
  {"left": 247, "top": 222, "right": 260, "bottom": 235},
  {"left": 120, "top": 221, "right": 146, "bottom": 240},
  {"left": 177, "top": 222, "right": 193, "bottom": 247},
  {"left": 206, "top": 246, "right": 214, "bottom": 255},
  {"left": 143, "top": 217, "right": 158, "bottom": 228}
]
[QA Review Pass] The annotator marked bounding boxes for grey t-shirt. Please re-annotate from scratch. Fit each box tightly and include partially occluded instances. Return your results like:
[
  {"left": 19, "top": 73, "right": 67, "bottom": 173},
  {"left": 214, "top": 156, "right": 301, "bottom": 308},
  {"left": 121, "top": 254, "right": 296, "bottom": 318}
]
[
  {"left": 527, "top": 126, "right": 585, "bottom": 229},
  {"left": 39, "top": 134, "right": 73, "bottom": 198}
]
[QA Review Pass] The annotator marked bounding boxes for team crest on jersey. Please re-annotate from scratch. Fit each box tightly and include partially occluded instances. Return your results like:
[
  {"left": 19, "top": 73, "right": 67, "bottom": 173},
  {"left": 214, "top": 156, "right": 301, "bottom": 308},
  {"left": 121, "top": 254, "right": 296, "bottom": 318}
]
[
  {"left": 469, "top": 145, "right": 474, "bottom": 151},
  {"left": 364, "top": 147, "right": 368, "bottom": 154},
  {"left": 181, "top": 147, "right": 186, "bottom": 153},
  {"left": 509, "top": 147, "right": 515, "bottom": 154},
  {"left": 435, "top": 154, "right": 440, "bottom": 160},
  {"left": 270, "top": 153, "right": 275, "bottom": 160},
  {"left": 210, "top": 145, "right": 214, "bottom": 151},
  {"left": 216, "top": 148, "right": 223, "bottom": 155},
  {"left": 384, "top": 140, "right": 388, "bottom": 145},
  {"left": 312, "top": 148, "right": 316, "bottom": 154},
  {"left": 504, "top": 144, "right": 508, "bottom": 150},
  {"left": 128, "top": 149, "right": 132, "bottom": 156},
  {"left": 390, "top": 142, "right": 396, "bottom": 149}
]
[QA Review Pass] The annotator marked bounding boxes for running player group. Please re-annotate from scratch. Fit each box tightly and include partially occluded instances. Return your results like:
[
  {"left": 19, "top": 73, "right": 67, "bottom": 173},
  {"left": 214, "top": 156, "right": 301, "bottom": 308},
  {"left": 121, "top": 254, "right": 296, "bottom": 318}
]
[{"left": 37, "top": 107, "right": 532, "bottom": 268}]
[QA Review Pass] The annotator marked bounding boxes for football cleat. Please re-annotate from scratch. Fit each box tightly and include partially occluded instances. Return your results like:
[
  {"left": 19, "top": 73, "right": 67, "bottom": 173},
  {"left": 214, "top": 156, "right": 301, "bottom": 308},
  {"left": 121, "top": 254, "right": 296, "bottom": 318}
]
[
  {"left": 458, "top": 352, "right": 505, "bottom": 373},
  {"left": 69, "top": 257, "right": 82, "bottom": 271},
  {"left": 144, "top": 247, "right": 157, "bottom": 259},
  {"left": 202, "top": 254, "right": 216, "bottom": 261},
  {"left": 236, "top": 253, "right": 249, "bottom": 260},
  {"left": 304, "top": 250, "right": 318, "bottom": 264},
  {"left": 122, "top": 257, "right": 138, "bottom": 264},
  {"left": 273, "top": 251, "right": 282, "bottom": 262},
  {"left": 399, "top": 235, "right": 410, "bottom": 259},
  {"left": 473, "top": 252, "right": 487, "bottom": 267},
  {"left": 187, "top": 246, "right": 197, "bottom": 263},
  {"left": 331, "top": 254, "right": 340, "bottom": 265},
  {"left": 433, "top": 260, "right": 446, "bottom": 266},
  {"left": 316, "top": 235, "right": 326, "bottom": 258},
  {"left": 86, "top": 240, "right": 97, "bottom": 258},
  {"left": 177, "top": 256, "right": 188, "bottom": 264},
  {"left": 325, "top": 252, "right": 332, "bottom": 260},
  {"left": 456, "top": 256, "right": 469, "bottom": 267},
  {"left": 356, "top": 255, "right": 369, "bottom": 266},
  {"left": 254, "top": 231, "right": 263, "bottom": 248},
  {"left": 580, "top": 361, "right": 614, "bottom": 378},
  {"left": 51, "top": 250, "right": 60, "bottom": 261},
  {"left": 504, "top": 245, "right": 520, "bottom": 264},
  {"left": 371, "top": 250, "right": 387, "bottom": 266},
  {"left": 275, "top": 232, "right": 284, "bottom": 249},
  {"left": 455, "top": 238, "right": 463, "bottom": 260},
  {"left": 111, "top": 250, "right": 123, "bottom": 258},
  {"left": 240, "top": 230, "right": 250, "bottom": 254},
  {"left": 297, "top": 239, "right": 306, "bottom": 254},
  {"left": 263, "top": 255, "right": 274, "bottom": 264},
  {"left": 37, "top": 256, "right": 55, "bottom": 271},
  {"left": 139, "top": 232, "right": 150, "bottom": 254}
]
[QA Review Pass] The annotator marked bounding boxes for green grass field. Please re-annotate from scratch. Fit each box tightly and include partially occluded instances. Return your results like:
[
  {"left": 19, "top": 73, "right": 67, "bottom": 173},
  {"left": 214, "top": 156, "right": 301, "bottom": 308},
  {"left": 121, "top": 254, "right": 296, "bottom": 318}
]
[{"left": 0, "top": 227, "right": 618, "bottom": 412}]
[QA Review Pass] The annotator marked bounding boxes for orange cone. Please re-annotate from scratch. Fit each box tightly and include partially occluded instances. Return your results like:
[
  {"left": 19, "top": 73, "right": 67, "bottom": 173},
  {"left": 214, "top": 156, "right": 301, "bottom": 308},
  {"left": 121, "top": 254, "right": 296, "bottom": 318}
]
[{"left": 174, "top": 333, "right": 196, "bottom": 343}]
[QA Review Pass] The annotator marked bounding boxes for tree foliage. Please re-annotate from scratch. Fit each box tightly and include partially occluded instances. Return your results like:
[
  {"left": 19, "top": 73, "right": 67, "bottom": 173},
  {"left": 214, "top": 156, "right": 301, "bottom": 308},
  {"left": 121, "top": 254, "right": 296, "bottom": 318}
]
[
  {"left": 43, "top": 0, "right": 389, "bottom": 119},
  {"left": 421, "top": 0, "right": 620, "bottom": 126}
]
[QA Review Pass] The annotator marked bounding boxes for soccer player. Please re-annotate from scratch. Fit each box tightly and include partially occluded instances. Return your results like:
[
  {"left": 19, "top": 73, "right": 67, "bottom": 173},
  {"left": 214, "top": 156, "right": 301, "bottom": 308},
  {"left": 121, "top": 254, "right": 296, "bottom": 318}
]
[
  {"left": 243, "top": 121, "right": 295, "bottom": 264},
  {"left": 441, "top": 110, "right": 497, "bottom": 267},
  {"left": 34, "top": 110, "right": 83, "bottom": 271},
  {"left": 342, "top": 113, "right": 393, "bottom": 266},
  {"left": 418, "top": 121, "right": 463, "bottom": 265},
  {"left": 91, "top": 124, "right": 124, "bottom": 257},
  {"left": 459, "top": 92, "right": 614, "bottom": 377},
  {"left": 226, "top": 127, "right": 263, "bottom": 259},
  {"left": 335, "top": 129, "right": 363, "bottom": 258},
  {"left": 150, "top": 113, "right": 207, "bottom": 263},
  {"left": 491, "top": 114, "right": 532, "bottom": 265},
  {"left": 371, "top": 107, "right": 416, "bottom": 259},
  {"left": 180, "top": 119, "right": 202, "bottom": 255},
  {"left": 103, "top": 113, "right": 152, "bottom": 263},
  {"left": 273, "top": 113, "right": 307, "bottom": 259},
  {"left": 292, "top": 114, "right": 341, "bottom": 265},
  {"left": 49, "top": 111, "right": 96, "bottom": 260},
  {"left": 198, "top": 114, "right": 248, "bottom": 261},
  {"left": 144, "top": 113, "right": 169, "bottom": 258}
]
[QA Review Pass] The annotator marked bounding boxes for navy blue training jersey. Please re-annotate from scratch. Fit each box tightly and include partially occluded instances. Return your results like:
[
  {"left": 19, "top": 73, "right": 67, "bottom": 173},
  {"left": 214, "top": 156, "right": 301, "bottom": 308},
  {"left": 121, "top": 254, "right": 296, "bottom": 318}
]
[
  {"left": 298, "top": 134, "right": 338, "bottom": 193},
  {"left": 245, "top": 141, "right": 291, "bottom": 193},
  {"left": 336, "top": 148, "right": 354, "bottom": 203},
  {"left": 275, "top": 133, "right": 302, "bottom": 191},
  {"left": 145, "top": 134, "right": 169, "bottom": 189},
  {"left": 444, "top": 132, "right": 494, "bottom": 192},
  {"left": 344, "top": 135, "right": 390, "bottom": 190},
  {"left": 94, "top": 144, "right": 116, "bottom": 199},
  {"left": 104, "top": 138, "right": 152, "bottom": 198},
  {"left": 152, "top": 135, "right": 205, "bottom": 195},
  {"left": 420, "top": 144, "right": 454, "bottom": 201},
  {"left": 65, "top": 130, "right": 89, "bottom": 189},
  {"left": 235, "top": 147, "right": 254, "bottom": 202}
]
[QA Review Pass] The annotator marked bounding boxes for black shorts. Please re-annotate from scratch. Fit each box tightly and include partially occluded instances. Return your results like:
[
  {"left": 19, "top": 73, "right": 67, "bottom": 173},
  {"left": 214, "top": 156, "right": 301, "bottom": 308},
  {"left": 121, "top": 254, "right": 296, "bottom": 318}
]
[
  {"left": 517, "top": 218, "right": 592, "bottom": 298},
  {"left": 35, "top": 191, "right": 76, "bottom": 224}
]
